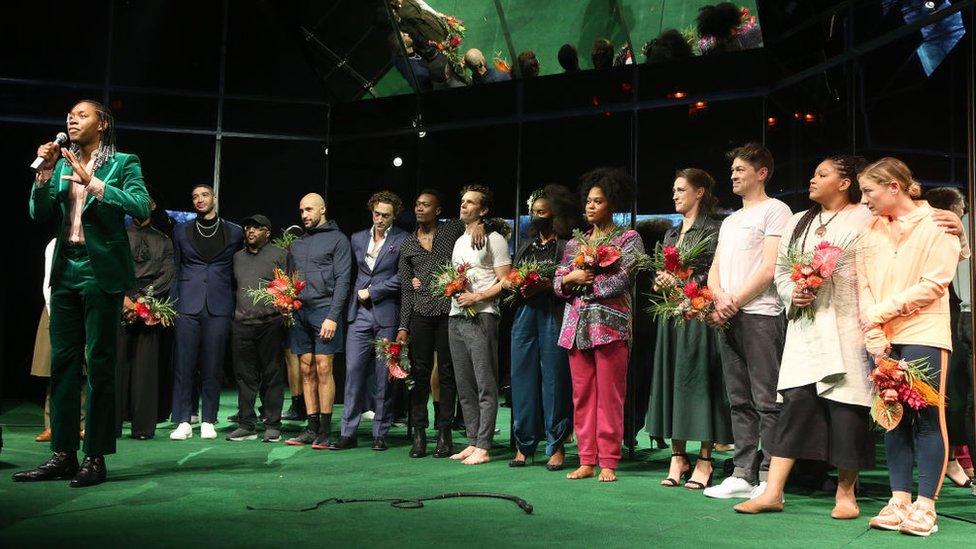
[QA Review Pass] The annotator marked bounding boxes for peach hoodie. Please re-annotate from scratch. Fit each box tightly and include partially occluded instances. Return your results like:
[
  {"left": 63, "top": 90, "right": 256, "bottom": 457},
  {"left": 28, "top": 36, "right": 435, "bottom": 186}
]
[{"left": 857, "top": 204, "right": 961, "bottom": 351}]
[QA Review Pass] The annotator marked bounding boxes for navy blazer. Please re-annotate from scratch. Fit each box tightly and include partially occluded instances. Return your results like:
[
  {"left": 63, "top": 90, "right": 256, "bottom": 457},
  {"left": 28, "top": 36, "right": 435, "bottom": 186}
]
[
  {"left": 171, "top": 220, "right": 244, "bottom": 316},
  {"left": 347, "top": 226, "right": 407, "bottom": 327}
]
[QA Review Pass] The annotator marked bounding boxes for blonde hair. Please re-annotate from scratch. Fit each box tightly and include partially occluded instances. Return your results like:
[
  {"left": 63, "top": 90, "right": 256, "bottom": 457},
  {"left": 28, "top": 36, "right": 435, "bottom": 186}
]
[{"left": 859, "top": 157, "right": 922, "bottom": 198}]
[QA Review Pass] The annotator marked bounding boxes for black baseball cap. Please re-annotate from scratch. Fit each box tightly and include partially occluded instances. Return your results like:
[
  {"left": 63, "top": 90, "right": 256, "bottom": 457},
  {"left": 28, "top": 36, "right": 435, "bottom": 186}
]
[{"left": 241, "top": 214, "right": 272, "bottom": 230}]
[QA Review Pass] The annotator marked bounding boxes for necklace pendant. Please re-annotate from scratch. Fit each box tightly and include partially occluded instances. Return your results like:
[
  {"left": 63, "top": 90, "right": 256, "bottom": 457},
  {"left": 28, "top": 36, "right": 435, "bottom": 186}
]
[{"left": 815, "top": 225, "right": 826, "bottom": 237}]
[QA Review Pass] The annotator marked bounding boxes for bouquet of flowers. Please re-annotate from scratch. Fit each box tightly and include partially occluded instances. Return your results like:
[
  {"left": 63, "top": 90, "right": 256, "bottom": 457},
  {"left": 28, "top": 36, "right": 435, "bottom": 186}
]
[
  {"left": 780, "top": 238, "right": 853, "bottom": 321},
  {"left": 245, "top": 267, "right": 305, "bottom": 327},
  {"left": 647, "top": 279, "right": 718, "bottom": 325},
  {"left": 868, "top": 355, "right": 944, "bottom": 431},
  {"left": 375, "top": 338, "right": 413, "bottom": 390},
  {"left": 503, "top": 260, "right": 556, "bottom": 306},
  {"left": 433, "top": 16, "right": 466, "bottom": 77},
  {"left": 125, "top": 285, "right": 177, "bottom": 327},
  {"left": 430, "top": 261, "right": 476, "bottom": 318},
  {"left": 571, "top": 229, "right": 623, "bottom": 273},
  {"left": 637, "top": 233, "right": 713, "bottom": 284}
]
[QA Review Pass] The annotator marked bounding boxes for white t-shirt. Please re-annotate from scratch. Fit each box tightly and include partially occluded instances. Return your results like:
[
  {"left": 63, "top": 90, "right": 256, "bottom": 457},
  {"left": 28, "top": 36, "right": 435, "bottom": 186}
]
[
  {"left": 450, "top": 231, "right": 511, "bottom": 317},
  {"left": 717, "top": 197, "right": 792, "bottom": 316}
]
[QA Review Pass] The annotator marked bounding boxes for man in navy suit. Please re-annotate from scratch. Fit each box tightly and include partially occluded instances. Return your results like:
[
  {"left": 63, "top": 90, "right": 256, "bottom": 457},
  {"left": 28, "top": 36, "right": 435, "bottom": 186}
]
[
  {"left": 329, "top": 192, "right": 408, "bottom": 451},
  {"left": 168, "top": 184, "right": 243, "bottom": 440}
]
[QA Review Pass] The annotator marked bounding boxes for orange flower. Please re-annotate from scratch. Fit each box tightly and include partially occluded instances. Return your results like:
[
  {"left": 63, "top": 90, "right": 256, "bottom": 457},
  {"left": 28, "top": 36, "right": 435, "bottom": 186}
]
[
  {"left": 806, "top": 275, "right": 824, "bottom": 289},
  {"left": 690, "top": 297, "right": 707, "bottom": 311}
]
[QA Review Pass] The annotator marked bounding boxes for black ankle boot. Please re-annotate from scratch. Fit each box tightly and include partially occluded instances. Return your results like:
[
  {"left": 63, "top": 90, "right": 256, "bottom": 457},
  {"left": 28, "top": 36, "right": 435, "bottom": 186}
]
[
  {"left": 409, "top": 429, "right": 427, "bottom": 458},
  {"left": 282, "top": 396, "right": 307, "bottom": 421},
  {"left": 12, "top": 451, "right": 79, "bottom": 482},
  {"left": 69, "top": 455, "right": 107, "bottom": 488},
  {"left": 432, "top": 427, "right": 453, "bottom": 458}
]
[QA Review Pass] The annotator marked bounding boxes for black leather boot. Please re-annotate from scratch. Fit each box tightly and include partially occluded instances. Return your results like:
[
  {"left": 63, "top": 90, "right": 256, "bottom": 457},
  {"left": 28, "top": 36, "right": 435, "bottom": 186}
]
[
  {"left": 12, "top": 451, "right": 79, "bottom": 482},
  {"left": 432, "top": 427, "right": 453, "bottom": 458},
  {"left": 281, "top": 396, "right": 307, "bottom": 421},
  {"left": 69, "top": 455, "right": 107, "bottom": 488},
  {"left": 409, "top": 429, "right": 427, "bottom": 458}
]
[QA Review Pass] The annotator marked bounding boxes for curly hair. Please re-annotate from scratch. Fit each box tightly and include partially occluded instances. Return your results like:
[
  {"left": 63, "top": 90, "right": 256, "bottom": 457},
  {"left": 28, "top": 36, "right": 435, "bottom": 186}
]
[
  {"left": 578, "top": 167, "right": 635, "bottom": 213},
  {"left": 367, "top": 190, "right": 404, "bottom": 216},
  {"left": 528, "top": 184, "right": 580, "bottom": 239},
  {"left": 697, "top": 2, "right": 741, "bottom": 39},
  {"left": 461, "top": 184, "right": 493, "bottom": 213},
  {"left": 643, "top": 29, "right": 693, "bottom": 63}
]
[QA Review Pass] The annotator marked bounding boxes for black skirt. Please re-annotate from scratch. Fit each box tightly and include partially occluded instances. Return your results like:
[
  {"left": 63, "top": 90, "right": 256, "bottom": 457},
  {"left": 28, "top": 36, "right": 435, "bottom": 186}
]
[{"left": 766, "top": 383, "right": 876, "bottom": 471}]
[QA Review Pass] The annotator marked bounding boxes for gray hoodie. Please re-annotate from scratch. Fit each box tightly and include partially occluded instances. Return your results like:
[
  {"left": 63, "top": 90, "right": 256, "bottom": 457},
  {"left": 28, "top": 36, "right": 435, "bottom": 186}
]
[{"left": 287, "top": 219, "right": 352, "bottom": 322}]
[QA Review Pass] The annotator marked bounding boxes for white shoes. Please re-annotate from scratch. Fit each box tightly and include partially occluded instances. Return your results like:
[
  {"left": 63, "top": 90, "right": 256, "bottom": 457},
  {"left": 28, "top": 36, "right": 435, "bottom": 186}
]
[
  {"left": 361, "top": 410, "right": 375, "bottom": 421},
  {"left": 703, "top": 476, "right": 755, "bottom": 499},
  {"left": 201, "top": 422, "right": 217, "bottom": 439},
  {"left": 170, "top": 422, "right": 193, "bottom": 440}
]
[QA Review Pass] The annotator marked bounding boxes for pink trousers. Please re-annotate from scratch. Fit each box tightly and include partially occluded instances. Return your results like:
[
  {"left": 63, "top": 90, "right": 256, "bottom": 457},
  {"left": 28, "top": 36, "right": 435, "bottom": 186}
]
[{"left": 568, "top": 340, "right": 629, "bottom": 469}]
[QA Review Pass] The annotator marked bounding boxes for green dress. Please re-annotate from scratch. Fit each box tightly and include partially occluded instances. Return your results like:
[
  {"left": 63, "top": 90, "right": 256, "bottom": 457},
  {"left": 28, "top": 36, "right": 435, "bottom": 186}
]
[{"left": 645, "top": 216, "right": 733, "bottom": 443}]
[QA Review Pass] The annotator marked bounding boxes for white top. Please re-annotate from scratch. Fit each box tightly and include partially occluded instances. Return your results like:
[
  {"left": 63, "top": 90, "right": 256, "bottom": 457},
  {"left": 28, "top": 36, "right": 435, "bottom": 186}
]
[
  {"left": 365, "top": 225, "right": 390, "bottom": 271},
  {"left": 450, "top": 231, "right": 511, "bottom": 317},
  {"left": 717, "top": 197, "right": 793, "bottom": 315},
  {"left": 774, "top": 205, "right": 874, "bottom": 406},
  {"left": 43, "top": 238, "right": 56, "bottom": 314}
]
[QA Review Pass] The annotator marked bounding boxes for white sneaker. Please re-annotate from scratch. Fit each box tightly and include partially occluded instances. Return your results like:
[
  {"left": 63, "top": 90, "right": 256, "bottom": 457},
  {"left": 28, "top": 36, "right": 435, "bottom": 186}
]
[
  {"left": 200, "top": 422, "right": 217, "bottom": 439},
  {"left": 703, "top": 476, "right": 755, "bottom": 499},
  {"left": 170, "top": 422, "right": 193, "bottom": 440},
  {"left": 361, "top": 410, "right": 375, "bottom": 421}
]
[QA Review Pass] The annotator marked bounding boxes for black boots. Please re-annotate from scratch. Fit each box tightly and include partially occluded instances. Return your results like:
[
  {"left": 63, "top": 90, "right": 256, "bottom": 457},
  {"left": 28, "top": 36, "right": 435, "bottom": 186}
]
[
  {"left": 432, "top": 428, "right": 453, "bottom": 458},
  {"left": 409, "top": 429, "right": 427, "bottom": 458},
  {"left": 12, "top": 451, "right": 79, "bottom": 482},
  {"left": 281, "top": 395, "right": 307, "bottom": 421}
]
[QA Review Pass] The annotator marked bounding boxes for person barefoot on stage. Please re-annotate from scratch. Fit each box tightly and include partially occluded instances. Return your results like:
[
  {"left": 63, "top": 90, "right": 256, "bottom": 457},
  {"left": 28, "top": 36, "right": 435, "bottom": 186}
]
[
  {"left": 734, "top": 155, "right": 874, "bottom": 518},
  {"left": 15, "top": 99, "right": 150, "bottom": 487},
  {"left": 285, "top": 193, "right": 352, "bottom": 449},
  {"left": 554, "top": 168, "right": 644, "bottom": 482},
  {"left": 446, "top": 185, "right": 511, "bottom": 466}
]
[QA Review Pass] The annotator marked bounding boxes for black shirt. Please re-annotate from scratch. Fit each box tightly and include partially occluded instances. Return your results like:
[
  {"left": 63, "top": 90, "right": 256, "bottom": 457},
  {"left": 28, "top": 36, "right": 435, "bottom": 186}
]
[
  {"left": 126, "top": 222, "right": 175, "bottom": 297},
  {"left": 192, "top": 218, "right": 226, "bottom": 263},
  {"left": 233, "top": 242, "right": 289, "bottom": 324}
]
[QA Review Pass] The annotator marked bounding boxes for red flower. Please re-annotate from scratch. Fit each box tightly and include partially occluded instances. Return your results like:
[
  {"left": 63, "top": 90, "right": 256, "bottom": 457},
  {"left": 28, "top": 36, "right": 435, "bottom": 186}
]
[
  {"left": 388, "top": 343, "right": 402, "bottom": 358},
  {"left": 596, "top": 244, "right": 621, "bottom": 268},
  {"left": 525, "top": 271, "right": 541, "bottom": 286},
  {"left": 683, "top": 280, "right": 700, "bottom": 299},
  {"left": 292, "top": 299, "right": 302, "bottom": 310},
  {"left": 294, "top": 279, "right": 306, "bottom": 293},
  {"left": 448, "top": 35, "right": 461, "bottom": 48},
  {"left": 663, "top": 246, "right": 679, "bottom": 272}
]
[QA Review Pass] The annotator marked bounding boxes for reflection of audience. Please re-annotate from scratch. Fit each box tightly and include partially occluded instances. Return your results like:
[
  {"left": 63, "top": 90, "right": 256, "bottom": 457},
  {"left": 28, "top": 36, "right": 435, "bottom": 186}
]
[
  {"left": 643, "top": 29, "right": 693, "bottom": 63},
  {"left": 697, "top": 2, "right": 762, "bottom": 55},
  {"left": 390, "top": 31, "right": 432, "bottom": 92},
  {"left": 557, "top": 43, "right": 580, "bottom": 73},
  {"left": 591, "top": 38, "right": 614, "bottom": 69},
  {"left": 464, "top": 49, "right": 511, "bottom": 85},
  {"left": 517, "top": 51, "right": 540, "bottom": 78},
  {"left": 428, "top": 55, "right": 468, "bottom": 89},
  {"left": 390, "top": 0, "right": 449, "bottom": 61}
]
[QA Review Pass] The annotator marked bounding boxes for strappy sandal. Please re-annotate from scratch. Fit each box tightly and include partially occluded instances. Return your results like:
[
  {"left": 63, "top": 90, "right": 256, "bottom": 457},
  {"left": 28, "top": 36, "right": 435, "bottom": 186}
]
[
  {"left": 685, "top": 455, "right": 714, "bottom": 490},
  {"left": 661, "top": 453, "right": 690, "bottom": 487}
]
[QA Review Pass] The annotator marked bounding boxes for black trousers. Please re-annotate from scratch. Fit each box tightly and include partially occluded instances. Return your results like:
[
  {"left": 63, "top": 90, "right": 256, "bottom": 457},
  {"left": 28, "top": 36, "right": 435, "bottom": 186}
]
[
  {"left": 408, "top": 314, "right": 456, "bottom": 429},
  {"left": 232, "top": 317, "right": 285, "bottom": 430},
  {"left": 115, "top": 323, "right": 162, "bottom": 437}
]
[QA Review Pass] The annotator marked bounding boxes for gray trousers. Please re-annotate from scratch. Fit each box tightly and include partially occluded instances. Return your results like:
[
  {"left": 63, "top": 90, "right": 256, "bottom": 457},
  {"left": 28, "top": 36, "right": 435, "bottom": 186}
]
[
  {"left": 448, "top": 313, "right": 499, "bottom": 450},
  {"left": 717, "top": 312, "right": 785, "bottom": 482}
]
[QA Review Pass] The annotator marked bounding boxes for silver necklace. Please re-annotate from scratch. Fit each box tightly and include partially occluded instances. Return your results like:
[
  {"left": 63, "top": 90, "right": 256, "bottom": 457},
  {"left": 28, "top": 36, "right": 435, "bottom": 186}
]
[{"left": 196, "top": 217, "right": 220, "bottom": 238}]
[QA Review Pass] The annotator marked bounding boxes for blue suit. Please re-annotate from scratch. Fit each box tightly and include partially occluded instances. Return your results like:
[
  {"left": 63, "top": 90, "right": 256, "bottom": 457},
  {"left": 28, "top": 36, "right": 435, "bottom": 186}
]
[
  {"left": 170, "top": 220, "right": 243, "bottom": 424},
  {"left": 340, "top": 226, "right": 407, "bottom": 438}
]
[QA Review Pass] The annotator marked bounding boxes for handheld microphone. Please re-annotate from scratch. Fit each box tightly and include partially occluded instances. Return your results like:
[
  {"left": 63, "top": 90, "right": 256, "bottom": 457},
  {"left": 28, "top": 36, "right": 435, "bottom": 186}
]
[{"left": 30, "top": 132, "right": 69, "bottom": 171}]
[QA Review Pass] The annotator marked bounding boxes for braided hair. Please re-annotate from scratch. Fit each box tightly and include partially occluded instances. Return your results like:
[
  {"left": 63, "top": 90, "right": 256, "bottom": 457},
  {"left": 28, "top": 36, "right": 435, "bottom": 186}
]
[
  {"left": 789, "top": 154, "right": 866, "bottom": 245},
  {"left": 68, "top": 99, "right": 117, "bottom": 171}
]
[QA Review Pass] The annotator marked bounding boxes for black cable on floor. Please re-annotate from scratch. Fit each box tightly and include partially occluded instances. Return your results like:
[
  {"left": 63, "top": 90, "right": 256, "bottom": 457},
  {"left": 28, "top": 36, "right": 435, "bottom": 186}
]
[{"left": 246, "top": 492, "right": 534, "bottom": 514}]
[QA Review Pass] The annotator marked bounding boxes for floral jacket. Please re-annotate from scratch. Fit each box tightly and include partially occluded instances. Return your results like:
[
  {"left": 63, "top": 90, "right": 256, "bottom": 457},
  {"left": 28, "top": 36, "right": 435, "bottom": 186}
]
[{"left": 553, "top": 228, "right": 644, "bottom": 350}]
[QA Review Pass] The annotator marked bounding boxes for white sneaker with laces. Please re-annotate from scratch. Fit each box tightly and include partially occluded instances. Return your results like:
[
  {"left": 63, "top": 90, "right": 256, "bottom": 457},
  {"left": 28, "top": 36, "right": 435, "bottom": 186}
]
[
  {"left": 703, "top": 476, "right": 754, "bottom": 499},
  {"left": 361, "top": 411, "right": 375, "bottom": 421},
  {"left": 200, "top": 422, "right": 217, "bottom": 439},
  {"left": 169, "top": 422, "right": 193, "bottom": 440}
]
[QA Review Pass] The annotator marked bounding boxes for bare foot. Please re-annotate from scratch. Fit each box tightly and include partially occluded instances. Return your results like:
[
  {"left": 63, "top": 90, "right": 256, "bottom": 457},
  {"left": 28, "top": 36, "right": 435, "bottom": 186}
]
[
  {"left": 512, "top": 449, "right": 526, "bottom": 464},
  {"left": 547, "top": 448, "right": 564, "bottom": 468},
  {"left": 462, "top": 448, "right": 490, "bottom": 465},
  {"left": 946, "top": 459, "right": 973, "bottom": 487},
  {"left": 566, "top": 465, "right": 595, "bottom": 480},
  {"left": 661, "top": 454, "right": 690, "bottom": 486},
  {"left": 450, "top": 445, "right": 476, "bottom": 461},
  {"left": 598, "top": 468, "right": 617, "bottom": 482},
  {"left": 734, "top": 496, "right": 784, "bottom": 514},
  {"left": 831, "top": 499, "right": 860, "bottom": 520}
]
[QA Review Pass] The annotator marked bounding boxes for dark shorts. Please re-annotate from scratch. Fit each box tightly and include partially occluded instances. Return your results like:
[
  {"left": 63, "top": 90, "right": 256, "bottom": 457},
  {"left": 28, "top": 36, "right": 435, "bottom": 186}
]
[{"left": 289, "top": 306, "right": 345, "bottom": 356}]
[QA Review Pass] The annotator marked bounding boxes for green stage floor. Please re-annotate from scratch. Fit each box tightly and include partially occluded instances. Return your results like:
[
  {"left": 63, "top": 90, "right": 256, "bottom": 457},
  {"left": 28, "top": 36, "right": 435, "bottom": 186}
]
[{"left": 1, "top": 391, "right": 974, "bottom": 547}]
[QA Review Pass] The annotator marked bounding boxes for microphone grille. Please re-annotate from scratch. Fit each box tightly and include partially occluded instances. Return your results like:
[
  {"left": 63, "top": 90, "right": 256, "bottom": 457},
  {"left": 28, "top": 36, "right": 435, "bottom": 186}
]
[{"left": 55, "top": 132, "right": 69, "bottom": 145}]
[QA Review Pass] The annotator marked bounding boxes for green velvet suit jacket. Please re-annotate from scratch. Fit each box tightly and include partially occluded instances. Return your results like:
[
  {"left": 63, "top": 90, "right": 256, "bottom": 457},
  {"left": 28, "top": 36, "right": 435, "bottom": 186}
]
[{"left": 29, "top": 152, "right": 151, "bottom": 294}]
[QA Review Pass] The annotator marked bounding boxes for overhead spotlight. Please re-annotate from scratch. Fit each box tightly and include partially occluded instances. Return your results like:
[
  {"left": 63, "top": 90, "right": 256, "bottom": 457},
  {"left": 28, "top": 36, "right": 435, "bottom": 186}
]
[
  {"left": 323, "top": 146, "right": 329, "bottom": 156},
  {"left": 803, "top": 113, "right": 817, "bottom": 123},
  {"left": 767, "top": 116, "right": 778, "bottom": 127},
  {"left": 667, "top": 91, "right": 687, "bottom": 99},
  {"left": 393, "top": 156, "right": 403, "bottom": 167},
  {"left": 418, "top": 130, "right": 426, "bottom": 138},
  {"left": 924, "top": 1, "right": 936, "bottom": 8}
]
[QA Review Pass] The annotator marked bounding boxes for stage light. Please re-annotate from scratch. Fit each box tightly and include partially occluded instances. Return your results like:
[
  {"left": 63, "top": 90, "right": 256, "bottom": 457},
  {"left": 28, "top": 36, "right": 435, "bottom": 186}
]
[
  {"left": 793, "top": 112, "right": 802, "bottom": 120},
  {"left": 592, "top": 96, "right": 601, "bottom": 106},
  {"left": 694, "top": 101, "right": 707, "bottom": 108},
  {"left": 393, "top": 157, "right": 403, "bottom": 167},
  {"left": 924, "top": 1, "right": 935, "bottom": 8},
  {"left": 767, "top": 116, "right": 778, "bottom": 127},
  {"left": 804, "top": 113, "right": 817, "bottom": 123},
  {"left": 418, "top": 130, "right": 426, "bottom": 138},
  {"left": 667, "top": 91, "right": 687, "bottom": 99}
]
